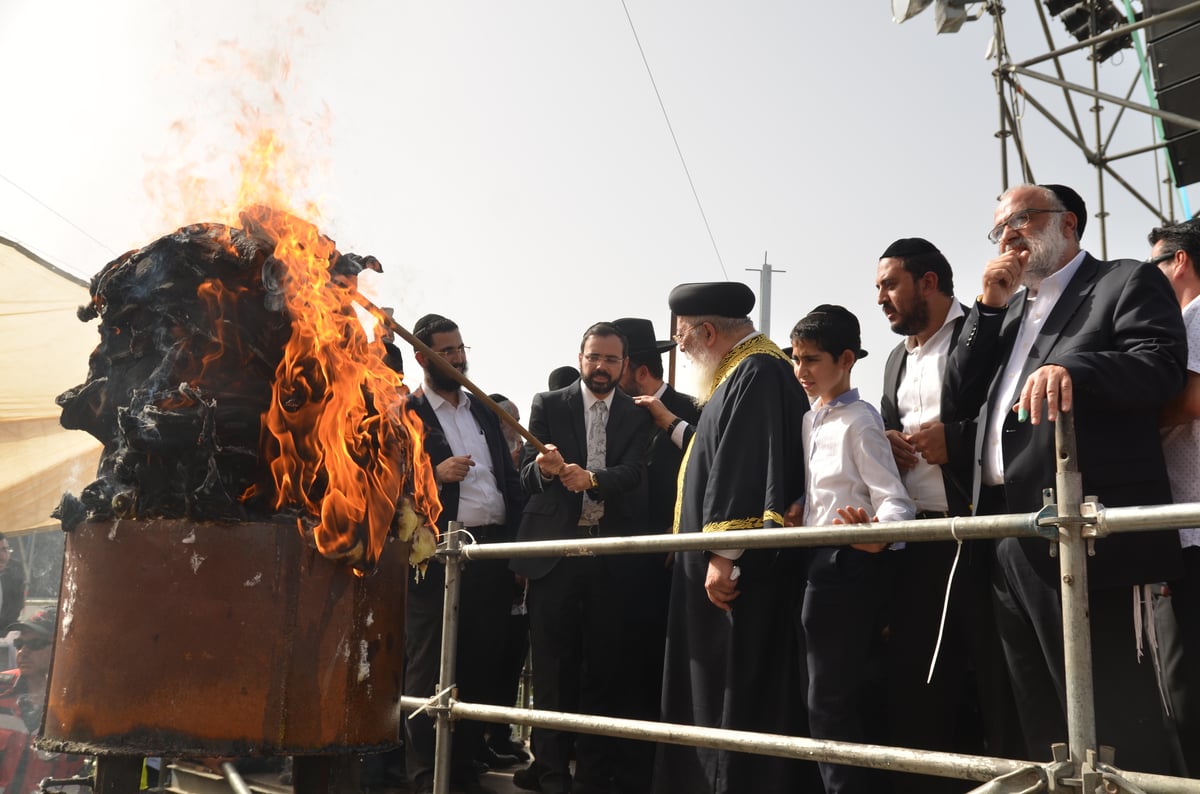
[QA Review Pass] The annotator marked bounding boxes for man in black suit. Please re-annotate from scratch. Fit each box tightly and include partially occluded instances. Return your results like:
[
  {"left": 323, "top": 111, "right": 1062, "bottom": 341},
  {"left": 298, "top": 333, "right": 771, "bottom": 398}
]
[
  {"left": 511, "top": 322, "right": 651, "bottom": 794},
  {"left": 611, "top": 317, "right": 700, "bottom": 794},
  {"left": 403, "top": 313, "right": 524, "bottom": 794},
  {"left": 875, "top": 238, "right": 1021, "bottom": 789},
  {"left": 946, "top": 184, "right": 1188, "bottom": 774}
]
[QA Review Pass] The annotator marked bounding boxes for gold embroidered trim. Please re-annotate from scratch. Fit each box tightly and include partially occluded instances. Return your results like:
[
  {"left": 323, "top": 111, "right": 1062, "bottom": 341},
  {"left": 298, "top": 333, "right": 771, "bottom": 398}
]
[
  {"left": 706, "top": 333, "right": 792, "bottom": 400},
  {"left": 672, "top": 433, "right": 694, "bottom": 534},
  {"left": 672, "top": 334, "right": 790, "bottom": 534},
  {"left": 701, "top": 511, "right": 785, "bottom": 533}
]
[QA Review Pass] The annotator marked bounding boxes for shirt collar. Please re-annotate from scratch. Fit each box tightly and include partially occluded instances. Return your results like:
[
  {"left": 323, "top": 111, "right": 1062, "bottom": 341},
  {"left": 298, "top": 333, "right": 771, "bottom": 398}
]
[
  {"left": 1032, "top": 248, "right": 1087, "bottom": 297},
  {"left": 904, "top": 300, "right": 964, "bottom": 354},
  {"left": 422, "top": 379, "right": 466, "bottom": 412},
  {"left": 580, "top": 381, "right": 615, "bottom": 411},
  {"left": 652, "top": 381, "right": 668, "bottom": 399},
  {"left": 815, "top": 387, "right": 858, "bottom": 411}
]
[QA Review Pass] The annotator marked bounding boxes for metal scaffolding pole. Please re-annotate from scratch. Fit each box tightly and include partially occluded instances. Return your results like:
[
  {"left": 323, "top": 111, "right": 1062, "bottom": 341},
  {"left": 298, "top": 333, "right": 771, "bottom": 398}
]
[
  {"left": 403, "top": 477, "right": 1200, "bottom": 791},
  {"left": 431, "top": 521, "right": 465, "bottom": 794},
  {"left": 1052, "top": 413, "right": 1099, "bottom": 787}
]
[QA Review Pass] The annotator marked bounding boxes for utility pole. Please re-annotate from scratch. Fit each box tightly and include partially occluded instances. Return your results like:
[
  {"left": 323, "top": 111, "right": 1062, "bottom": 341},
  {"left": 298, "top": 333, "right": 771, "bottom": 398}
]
[{"left": 746, "top": 251, "right": 785, "bottom": 339}]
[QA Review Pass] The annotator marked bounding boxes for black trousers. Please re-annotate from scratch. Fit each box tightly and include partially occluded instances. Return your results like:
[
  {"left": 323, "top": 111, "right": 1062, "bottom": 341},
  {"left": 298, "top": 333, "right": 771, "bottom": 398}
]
[
  {"left": 611, "top": 552, "right": 671, "bottom": 794},
  {"left": 1157, "top": 545, "right": 1200, "bottom": 777},
  {"left": 527, "top": 555, "right": 623, "bottom": 794},
  {"left": 405, "top": 552, "right": 513, "bottom": 788},
  {"left": 992, "top": 535, "right": 1183, "bottom": 775},
  {"left": 884, "top": 539, "right": 1025, "bottom": 794},
  {"left": 801, "top": 546, "right": 890, "bottom": 794}
]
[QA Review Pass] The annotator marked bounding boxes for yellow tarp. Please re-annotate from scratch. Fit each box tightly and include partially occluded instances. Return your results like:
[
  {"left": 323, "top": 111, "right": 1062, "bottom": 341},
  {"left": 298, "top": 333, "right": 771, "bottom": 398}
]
[{"left": 0, "top": 238, "right": 102, "bottom": 535}]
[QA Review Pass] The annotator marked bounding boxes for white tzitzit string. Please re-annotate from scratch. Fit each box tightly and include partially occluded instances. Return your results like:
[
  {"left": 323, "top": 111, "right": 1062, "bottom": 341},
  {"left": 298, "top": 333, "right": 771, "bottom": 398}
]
[
  {"left": 927, "top": 516, "right": 963, "bottom": 684},
  {"left": 1133, "top": 583, "right": 1172, "bottom": 715}
]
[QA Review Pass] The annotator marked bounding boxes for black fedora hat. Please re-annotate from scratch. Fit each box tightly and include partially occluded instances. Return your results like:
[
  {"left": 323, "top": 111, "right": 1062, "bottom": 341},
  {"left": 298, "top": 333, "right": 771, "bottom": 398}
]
[{"left": 612, "top": 317, "right": 675, "bottom": 356}]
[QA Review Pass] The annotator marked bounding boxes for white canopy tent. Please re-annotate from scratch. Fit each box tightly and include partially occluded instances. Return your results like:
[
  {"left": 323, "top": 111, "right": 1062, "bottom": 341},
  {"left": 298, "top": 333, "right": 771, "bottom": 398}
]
[{"left": 0, "top": 237, "right": 101, "bottom": 536}]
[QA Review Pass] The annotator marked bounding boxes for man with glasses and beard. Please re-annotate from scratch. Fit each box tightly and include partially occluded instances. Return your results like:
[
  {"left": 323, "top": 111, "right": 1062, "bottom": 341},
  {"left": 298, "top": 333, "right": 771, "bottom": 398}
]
[
  {"left": 402, "top": 314, "right": 524, "bottom": 794},
  {"left": 511, "top": 322, "right": 651, "bottom": 794},
  {"left": 652, "top": 283, "right": 816, "bottom": 794},
  {"left": 946, "top": 184, "right": 1188, "bottom": 774}
]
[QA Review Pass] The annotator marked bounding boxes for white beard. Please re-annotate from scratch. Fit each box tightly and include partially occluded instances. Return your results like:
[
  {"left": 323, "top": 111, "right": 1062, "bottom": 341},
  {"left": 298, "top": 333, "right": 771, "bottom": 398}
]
[
  {"left": 1021, "top": 221, "right": 1072, "bottom": 289},
  {"left": 681, "top": 344, "right": 722, "bottom": 406}
]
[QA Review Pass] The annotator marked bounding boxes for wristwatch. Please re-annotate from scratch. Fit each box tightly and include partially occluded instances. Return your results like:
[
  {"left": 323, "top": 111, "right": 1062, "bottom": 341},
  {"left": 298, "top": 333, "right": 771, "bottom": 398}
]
[{"left": 589, "top": 471, "right": 599, "bottom": 489}]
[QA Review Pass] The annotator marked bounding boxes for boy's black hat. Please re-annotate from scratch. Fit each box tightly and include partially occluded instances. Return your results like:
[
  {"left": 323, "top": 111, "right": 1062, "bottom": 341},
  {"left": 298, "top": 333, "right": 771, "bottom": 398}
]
[{"left": 798, "top": 304, "right": 869, "bottom": 359}]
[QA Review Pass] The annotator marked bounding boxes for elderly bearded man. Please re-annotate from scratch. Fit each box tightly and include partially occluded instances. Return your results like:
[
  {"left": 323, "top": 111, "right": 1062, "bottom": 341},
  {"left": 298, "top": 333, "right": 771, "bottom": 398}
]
[
  {"left": 946, "top": 184, "right": 1187, "bottom": 775},
  {"left": 651, "top": 282, "right": 816, "bottom": 794}
]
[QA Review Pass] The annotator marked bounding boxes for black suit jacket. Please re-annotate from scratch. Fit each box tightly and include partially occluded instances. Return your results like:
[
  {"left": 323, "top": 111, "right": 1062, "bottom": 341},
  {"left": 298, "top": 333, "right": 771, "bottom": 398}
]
[
  {"left": 512, "top": 383, "right": 651, "bottom": 579},
  {"left": 946, "top": 253, "right": 1187, "bottom": 588},
  {"left": 645, "top": 384, "right": 701, "bottom": 532},
  {"left": 880, "top": 305, "right": 975, "bottom": 517},
  {"left": 408, "top": 390, "right": 524, "bottom": 539}
]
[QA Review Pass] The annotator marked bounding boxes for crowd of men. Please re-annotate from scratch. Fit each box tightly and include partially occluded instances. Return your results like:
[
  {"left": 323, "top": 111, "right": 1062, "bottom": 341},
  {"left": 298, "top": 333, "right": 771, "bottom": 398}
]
[{"left": 398, "top": 181, "right": 1199, "bottom": 794}]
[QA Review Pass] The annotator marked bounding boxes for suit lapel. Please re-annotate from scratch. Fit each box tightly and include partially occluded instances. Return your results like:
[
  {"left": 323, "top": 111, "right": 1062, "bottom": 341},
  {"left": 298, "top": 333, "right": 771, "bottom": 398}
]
[
  {"left": 565, "top": 386, "right": 588, "bottom": 464},
  {"left": 605, "top": 392, "right": 633, "bottom": 465},
  {"left": 1025, "top": 254, "right": 1100, "bottom": 373},
  {"left": 987, "top": 290, "right": 1029, "bottom": 407}
]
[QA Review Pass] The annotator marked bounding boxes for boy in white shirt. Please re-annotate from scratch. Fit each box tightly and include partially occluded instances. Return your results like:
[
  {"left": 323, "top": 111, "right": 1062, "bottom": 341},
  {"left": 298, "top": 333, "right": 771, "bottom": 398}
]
[{"left": 789, "top": 304, "right": 914, "bottom": 794}]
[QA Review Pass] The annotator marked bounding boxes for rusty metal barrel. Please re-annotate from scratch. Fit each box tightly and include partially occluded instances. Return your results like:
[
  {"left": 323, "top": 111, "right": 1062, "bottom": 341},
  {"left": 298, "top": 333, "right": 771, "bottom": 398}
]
[{"left": 38, "top": 519, "right": 407, "bottom": 757}]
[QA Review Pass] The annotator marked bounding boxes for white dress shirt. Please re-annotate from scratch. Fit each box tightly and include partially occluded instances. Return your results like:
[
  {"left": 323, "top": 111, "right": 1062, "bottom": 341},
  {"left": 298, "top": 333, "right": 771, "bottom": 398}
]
[
  {"left": 802, "top": 389, "right": 915, "bottom": 528},
  {"left": 896, "top": 302, "right": 964, "bottom": 512},
  {"left": 423, "top": 382, "right": 506, "bottom": 527},
  {"left": 982, "top": 250, "right": 1087, "bottom": 486},
  {"left": 1162, "top": 295, "right": 1200, "bottom": 548}
]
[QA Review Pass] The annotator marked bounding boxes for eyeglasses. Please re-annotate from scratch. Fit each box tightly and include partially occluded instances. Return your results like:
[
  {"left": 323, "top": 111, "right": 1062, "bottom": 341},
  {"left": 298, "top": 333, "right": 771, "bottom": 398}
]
[
  {"left": 582, "top": 353, "right": 624, "bottom": 366},
  {"left": 987, "top": 209, "right": 1065, "bottom": 244},
  {"left": 13, "top": 637, "right": 51, "bottom": 651},
  {"left": 671, "top": 324, "right": 700, "bottom": 344},
  {"left": 433, "top": 345, "right": 469, "bottom": 358},
  {"left": 1145, "top": 251, "right": 1176, "bottom": 267}
]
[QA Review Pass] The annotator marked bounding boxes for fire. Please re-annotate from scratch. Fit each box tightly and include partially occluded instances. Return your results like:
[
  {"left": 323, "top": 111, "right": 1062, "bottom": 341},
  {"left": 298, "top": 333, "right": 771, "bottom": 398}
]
[{"left": 233, "top": 131, "right": 440, "bottom": 573}]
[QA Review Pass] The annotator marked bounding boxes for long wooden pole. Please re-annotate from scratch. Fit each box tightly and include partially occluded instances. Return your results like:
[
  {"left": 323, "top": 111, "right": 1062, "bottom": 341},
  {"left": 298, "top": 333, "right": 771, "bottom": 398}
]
[{"left": 352, "top": 291, "right": 550, "bottom": 454}]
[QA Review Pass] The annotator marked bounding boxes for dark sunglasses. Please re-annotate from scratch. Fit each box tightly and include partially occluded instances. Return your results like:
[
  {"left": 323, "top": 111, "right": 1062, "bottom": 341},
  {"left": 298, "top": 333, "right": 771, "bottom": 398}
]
[{"left": 13, "top": 637, "right": 51, "bottom": 651}]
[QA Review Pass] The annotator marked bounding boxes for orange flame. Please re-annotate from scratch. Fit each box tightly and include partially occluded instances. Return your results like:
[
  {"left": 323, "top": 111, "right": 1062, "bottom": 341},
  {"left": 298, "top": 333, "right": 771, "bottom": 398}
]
[{"left": 229, "top": 131, "right": 439, "bottom": 572}]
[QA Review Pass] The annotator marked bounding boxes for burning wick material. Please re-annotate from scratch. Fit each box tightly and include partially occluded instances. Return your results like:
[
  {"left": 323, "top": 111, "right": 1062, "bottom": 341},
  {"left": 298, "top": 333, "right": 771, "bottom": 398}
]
[{"left": 54, "top": 207, "right": 441, "bottom": 573}]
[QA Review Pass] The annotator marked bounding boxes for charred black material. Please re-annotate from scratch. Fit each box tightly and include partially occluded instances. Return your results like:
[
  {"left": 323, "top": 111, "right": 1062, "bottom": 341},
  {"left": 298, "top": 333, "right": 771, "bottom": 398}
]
[{"left": 56, "top": 213, "right": 381, "bottom": 528}]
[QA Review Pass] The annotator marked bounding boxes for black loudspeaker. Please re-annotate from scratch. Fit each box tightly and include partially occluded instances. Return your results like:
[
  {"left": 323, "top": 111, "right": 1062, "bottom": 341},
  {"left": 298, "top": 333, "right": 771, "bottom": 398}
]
[{"left": 1143, "top": 0, "right": 1200, "bottom": 186}]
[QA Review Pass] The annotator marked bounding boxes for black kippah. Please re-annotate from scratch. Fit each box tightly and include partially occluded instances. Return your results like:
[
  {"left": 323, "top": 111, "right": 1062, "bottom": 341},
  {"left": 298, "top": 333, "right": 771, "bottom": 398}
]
[
  {"left": 879, "top": 237, "right": 941, "bottom": 260},
  {"left": 1039, "top": 183, "right": 1087, "bottom": 240},
  {"left": 412, "top": 313, "right": 448, "bottom": 337}
]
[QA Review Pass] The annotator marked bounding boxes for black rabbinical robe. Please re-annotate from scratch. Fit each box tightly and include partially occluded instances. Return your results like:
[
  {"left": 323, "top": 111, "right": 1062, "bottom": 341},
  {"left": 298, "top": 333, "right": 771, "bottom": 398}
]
[{"left": 653, "top": 334, "right": 817, "bottom": 794}]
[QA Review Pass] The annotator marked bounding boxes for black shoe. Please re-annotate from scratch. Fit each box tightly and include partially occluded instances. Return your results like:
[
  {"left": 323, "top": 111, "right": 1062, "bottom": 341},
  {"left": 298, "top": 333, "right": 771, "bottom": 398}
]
[
  {"left": 480, "top": 746, "right": 521, "bottom": 770},
  {"left": 512, "top": 765, "right": 542, "bottom": 792},
  {"left": 489, "top": 736, "right": 531, "bottom": 763}
]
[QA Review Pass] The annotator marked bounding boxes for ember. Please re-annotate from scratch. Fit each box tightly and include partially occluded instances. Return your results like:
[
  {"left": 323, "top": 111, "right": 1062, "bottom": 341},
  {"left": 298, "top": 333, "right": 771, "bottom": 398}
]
[{"left": 55, "top": 209, "right": 439, "bottom": 572}]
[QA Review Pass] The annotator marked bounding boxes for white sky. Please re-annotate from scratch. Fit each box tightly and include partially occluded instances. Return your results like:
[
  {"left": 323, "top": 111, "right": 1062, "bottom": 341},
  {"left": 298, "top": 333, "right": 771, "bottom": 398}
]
[{"left": 1, "top": 0, "right": 1196, "bottom": 417}]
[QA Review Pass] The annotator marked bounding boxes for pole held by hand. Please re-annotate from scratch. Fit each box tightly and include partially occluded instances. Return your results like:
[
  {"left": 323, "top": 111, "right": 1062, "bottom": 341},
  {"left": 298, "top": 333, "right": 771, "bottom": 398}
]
[{"left": 352, "top": 291, "right": 550, "bottom": 455}]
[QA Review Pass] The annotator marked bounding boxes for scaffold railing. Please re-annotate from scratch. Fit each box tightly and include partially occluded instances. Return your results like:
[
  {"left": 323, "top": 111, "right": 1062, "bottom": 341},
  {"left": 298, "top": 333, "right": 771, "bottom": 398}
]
[{"left": 403, "top": 412, "right": 1200, "bottom": 794}]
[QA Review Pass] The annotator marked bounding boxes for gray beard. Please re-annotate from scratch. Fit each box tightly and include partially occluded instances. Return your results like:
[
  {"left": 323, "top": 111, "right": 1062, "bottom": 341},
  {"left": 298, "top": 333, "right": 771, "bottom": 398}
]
[{"left": 1022, "top": 226, "right": 1072, "bottom": 290}]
